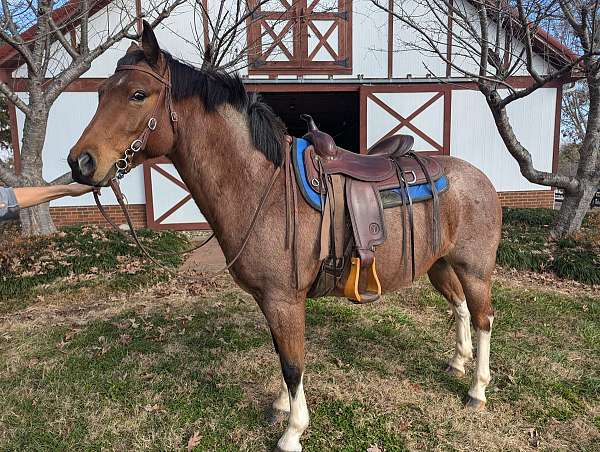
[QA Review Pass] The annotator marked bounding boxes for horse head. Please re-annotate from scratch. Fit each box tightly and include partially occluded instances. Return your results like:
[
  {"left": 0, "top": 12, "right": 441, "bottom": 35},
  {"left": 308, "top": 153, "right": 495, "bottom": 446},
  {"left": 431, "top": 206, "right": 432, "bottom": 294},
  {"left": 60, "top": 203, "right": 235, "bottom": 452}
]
[{"left": 68, "top": 21, "right": 175, "bottom": 186}]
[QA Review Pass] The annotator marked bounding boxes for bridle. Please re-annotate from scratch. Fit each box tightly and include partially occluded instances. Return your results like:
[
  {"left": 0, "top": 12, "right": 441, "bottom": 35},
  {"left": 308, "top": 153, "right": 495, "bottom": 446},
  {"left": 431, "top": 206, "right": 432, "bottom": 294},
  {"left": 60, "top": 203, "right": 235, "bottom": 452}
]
[
  {"left": 112, "top": 64, "right": 177, "bottom": 180},
  {"left": 92, "top": 62, "right": 285, "bottom": 281}
]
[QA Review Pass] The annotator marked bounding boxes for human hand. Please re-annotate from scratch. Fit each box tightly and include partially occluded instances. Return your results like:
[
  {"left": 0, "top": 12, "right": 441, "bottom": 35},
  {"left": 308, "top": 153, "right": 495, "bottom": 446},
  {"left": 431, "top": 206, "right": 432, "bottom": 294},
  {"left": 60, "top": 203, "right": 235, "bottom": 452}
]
[{"left": 65, "top": 183, "right": 95, "bottom": 197}]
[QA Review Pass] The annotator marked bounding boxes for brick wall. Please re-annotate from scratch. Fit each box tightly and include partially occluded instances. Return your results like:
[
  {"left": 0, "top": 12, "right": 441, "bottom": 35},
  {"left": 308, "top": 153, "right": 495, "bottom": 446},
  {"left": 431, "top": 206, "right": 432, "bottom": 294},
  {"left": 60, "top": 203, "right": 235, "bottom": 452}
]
[
  {"left": 50, "top": 204, "right": 147, "bottom": 228},
  {"left": 497, "top": 190, "right": 555, "bottom": 209},
  {"left": 48, "top": 190, "right": 554, "bottom": 229}
]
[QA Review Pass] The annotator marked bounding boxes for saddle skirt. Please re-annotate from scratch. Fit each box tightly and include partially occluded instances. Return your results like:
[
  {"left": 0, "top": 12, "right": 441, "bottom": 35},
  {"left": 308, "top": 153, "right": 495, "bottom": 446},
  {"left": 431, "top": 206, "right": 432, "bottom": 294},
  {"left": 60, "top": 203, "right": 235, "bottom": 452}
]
[{"left": 291, "top": 138, "right": 449, "bottom": 212}]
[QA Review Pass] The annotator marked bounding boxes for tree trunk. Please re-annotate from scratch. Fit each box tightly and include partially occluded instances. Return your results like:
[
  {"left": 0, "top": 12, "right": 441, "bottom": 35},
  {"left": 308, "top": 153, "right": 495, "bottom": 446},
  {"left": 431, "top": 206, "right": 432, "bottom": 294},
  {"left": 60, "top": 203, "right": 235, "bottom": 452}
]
[
  {"left": 551, "top": 178, "right": 597, "bottom": 239},
  {"left": 19, "top": 202, "right": 56, "bottom": 236},
  {"left": 16, "top": 94, "right": 57, "bottom": 236}
]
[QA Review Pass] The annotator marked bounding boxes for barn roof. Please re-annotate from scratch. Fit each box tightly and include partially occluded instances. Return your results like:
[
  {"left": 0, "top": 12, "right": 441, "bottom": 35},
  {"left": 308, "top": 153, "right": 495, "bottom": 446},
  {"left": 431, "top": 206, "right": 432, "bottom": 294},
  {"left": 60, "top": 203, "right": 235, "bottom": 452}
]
[
  {"left": 0, "top": 0, "right": 113, "bottom": 71},
  {"left": 0, "top": 0, "right": 579, "bottom": 73}
]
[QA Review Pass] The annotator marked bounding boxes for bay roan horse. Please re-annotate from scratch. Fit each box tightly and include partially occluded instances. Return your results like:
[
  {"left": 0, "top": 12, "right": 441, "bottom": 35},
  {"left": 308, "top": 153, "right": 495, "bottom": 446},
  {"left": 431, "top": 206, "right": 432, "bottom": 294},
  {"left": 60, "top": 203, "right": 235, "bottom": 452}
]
[{"left": 68, "top": 23, "right": 502, "bottom": 452}]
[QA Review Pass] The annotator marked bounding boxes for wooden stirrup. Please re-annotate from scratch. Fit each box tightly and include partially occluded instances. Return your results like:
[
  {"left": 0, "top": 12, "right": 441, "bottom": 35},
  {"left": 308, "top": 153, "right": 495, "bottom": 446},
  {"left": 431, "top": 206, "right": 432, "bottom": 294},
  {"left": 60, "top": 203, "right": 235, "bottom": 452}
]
[{"left": 344, "top": 257, "right": 382, "bottom": 303}]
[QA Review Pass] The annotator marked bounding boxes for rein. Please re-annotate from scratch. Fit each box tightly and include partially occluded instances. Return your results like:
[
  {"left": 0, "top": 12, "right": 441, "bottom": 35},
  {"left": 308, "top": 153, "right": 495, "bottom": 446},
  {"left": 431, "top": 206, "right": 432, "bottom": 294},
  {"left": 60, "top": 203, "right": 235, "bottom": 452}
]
[{"left": 92, "top": 63, "right": 284, "bottom": 282}]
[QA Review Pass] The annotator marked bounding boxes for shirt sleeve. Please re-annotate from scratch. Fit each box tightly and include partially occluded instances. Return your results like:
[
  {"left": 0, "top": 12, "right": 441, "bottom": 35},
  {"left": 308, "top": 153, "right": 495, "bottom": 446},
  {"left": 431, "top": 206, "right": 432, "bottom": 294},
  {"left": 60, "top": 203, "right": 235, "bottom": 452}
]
[{"left": 0, "top": 187, "right": 19, "bottom": 221}]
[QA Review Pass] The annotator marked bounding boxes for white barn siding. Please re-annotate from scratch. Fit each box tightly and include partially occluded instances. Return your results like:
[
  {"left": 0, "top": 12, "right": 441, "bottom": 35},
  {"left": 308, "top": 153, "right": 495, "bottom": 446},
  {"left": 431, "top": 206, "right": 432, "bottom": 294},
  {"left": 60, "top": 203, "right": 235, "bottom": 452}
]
[
  {"left": 450, "top": 88, "right": 556, "bottom": 191},
  {"left": 450, "top": 0, "right": 552, "bottom": 77},
  {"left": 391, "top": 0, "right": 447, "bottom": 78},
  {"left": 352, "top": 0, "right": 388, "bottom": 78}
]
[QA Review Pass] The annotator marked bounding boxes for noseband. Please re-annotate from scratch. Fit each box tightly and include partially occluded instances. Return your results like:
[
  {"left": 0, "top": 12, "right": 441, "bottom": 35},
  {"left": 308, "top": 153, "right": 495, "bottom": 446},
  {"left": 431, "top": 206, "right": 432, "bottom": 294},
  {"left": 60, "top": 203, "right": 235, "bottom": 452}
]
[{"left": 113, "top": 64, "right": 178, "bottom": 180}]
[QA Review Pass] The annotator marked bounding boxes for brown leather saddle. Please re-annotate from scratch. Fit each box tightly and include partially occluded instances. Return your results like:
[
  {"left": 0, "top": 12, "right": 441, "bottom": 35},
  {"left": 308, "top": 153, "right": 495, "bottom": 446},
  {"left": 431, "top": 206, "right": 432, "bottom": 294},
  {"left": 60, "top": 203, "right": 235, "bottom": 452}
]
[{"left": 300, "top": 114, "right": 444, "bottom": 303}]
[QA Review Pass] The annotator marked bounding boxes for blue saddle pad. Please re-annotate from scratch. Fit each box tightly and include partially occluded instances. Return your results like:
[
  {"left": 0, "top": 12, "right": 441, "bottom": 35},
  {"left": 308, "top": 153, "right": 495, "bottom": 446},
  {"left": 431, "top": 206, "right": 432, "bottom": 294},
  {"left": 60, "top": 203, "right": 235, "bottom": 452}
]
[{"left": 292, "top": 137, "right": 449, "bottom": 212}]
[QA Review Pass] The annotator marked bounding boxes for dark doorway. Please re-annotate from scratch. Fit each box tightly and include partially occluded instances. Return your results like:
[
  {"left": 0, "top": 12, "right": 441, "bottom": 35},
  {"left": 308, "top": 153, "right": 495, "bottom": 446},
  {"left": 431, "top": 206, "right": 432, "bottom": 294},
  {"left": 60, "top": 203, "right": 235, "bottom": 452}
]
[{"left": 259, "top": 91, "right": 360, "bottom": 152}]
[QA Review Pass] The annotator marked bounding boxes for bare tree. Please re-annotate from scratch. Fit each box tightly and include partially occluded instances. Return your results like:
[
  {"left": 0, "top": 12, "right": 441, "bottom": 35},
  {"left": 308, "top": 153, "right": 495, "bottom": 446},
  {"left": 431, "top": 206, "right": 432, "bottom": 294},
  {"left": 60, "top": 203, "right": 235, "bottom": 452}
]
[
  {"left": 160, "top": 0, "right": 298, "bottom": 73},
  {"left": 0, "top": 0, "right": 185, "bottom": 235},
  {"left": 371, "top": 0, "right": 600, "bottom": 238}
]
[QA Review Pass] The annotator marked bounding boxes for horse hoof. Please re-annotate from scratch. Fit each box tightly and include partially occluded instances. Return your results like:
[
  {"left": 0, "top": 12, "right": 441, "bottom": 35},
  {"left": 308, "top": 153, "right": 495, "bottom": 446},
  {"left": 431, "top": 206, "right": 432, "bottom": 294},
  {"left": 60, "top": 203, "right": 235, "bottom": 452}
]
[
  {"left": 465, "top": 396, "right": 486, "bottom": 410},
  {"left": 273, "top": 446, "right": 301, "bottom": 452},
  {"left": 445, "top": 364, "right": 465, "bottom": 378},
  {"left": 267, "top": 408, "right": 289, "bottom": 425}
]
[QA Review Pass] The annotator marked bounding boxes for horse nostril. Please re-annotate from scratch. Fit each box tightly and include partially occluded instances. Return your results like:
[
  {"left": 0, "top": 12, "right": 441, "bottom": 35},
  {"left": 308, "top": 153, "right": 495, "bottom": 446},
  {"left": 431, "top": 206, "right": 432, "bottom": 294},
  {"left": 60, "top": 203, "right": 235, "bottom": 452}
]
[{"left": 78, "top": 152, "right": 96, "bottom": 177}]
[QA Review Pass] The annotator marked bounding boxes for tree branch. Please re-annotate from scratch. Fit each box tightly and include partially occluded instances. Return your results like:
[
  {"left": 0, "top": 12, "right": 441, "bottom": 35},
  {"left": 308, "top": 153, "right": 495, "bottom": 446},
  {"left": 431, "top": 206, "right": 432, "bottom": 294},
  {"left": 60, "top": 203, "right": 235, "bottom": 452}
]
[
  {"left": 0, "top": 79, "right": 31, "bottom": 116},
  {"left": 47, "top": 13, "right": 80, "bottom": 60},
  {"left": 49, "top": 171, "right": 73, "bottom": 185},
  {"left": 485, "top": 90, "right": 578, "bottom": 190}
]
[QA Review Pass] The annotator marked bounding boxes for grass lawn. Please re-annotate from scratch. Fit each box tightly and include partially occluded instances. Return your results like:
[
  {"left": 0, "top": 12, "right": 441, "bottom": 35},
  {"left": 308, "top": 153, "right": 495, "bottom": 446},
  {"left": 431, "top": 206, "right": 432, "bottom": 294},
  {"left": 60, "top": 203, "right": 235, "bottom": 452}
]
[{"left": 0, "top": 219, "right": 599, "bottom": 450}]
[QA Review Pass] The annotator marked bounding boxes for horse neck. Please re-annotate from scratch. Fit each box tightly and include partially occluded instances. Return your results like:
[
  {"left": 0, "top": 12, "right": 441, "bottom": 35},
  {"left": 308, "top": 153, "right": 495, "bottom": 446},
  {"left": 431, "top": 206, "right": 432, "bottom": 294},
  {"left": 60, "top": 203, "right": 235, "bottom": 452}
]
[{"left": 168, "top": 101, "right": 278, "bottom": 246}]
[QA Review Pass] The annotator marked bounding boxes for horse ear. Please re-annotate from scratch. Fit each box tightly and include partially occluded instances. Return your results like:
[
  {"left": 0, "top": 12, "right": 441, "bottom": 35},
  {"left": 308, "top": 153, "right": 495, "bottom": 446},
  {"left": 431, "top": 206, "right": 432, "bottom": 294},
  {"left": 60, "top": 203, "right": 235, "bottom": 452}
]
[
  {"left": 141, "top": 20, "right": 160, "bottom": 66},
  {"left": 126, "top": 41, "right": 139, "bottom": 54}
]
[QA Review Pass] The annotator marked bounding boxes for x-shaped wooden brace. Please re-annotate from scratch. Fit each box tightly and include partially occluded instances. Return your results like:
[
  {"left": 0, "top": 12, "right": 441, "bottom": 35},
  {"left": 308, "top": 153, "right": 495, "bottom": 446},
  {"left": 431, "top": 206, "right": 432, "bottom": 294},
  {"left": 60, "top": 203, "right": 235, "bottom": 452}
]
[
  {"left": 305, "top": 0, "right": 340, "bottom": 61},
  {"left": 261, "top": 18, "right": 295, "bottom": 61},
  {"left": 368, "top": 92, "right": 445, "bottom": 152},
  {"left": 150, "top": 164, "right": 194, "bottom": 224},
  {"left": 307, "top": 19, "right": 338, "bottom": 61}
]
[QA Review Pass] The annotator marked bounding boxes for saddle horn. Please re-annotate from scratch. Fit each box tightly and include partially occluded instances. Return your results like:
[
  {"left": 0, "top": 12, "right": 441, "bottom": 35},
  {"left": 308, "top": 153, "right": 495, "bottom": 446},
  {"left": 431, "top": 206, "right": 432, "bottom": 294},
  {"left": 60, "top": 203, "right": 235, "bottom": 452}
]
[
  {"left": 300, "top": 114, "right": 319, "bottom": 132},
  {"left": 300, "top": 114, "right": 338, "bottom": 159}
]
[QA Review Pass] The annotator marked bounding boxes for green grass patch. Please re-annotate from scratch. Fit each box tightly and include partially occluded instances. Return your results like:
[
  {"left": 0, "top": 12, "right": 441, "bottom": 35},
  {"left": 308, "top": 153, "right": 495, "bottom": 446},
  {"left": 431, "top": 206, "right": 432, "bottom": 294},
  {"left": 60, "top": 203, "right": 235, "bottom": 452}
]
[
  {"left": 498, "top": 208, "right": 600, "bottom": 284},
  {"left": 1, "top": 281, "right": 599, "bottom": 450}
]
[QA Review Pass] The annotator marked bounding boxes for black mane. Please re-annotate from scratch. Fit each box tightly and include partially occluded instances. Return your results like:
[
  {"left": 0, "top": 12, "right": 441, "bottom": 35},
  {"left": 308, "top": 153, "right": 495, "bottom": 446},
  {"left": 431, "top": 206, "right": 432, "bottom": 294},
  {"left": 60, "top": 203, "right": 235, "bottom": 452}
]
[{"left": 116, "top": 50, "right": 286, "bottom": 167}]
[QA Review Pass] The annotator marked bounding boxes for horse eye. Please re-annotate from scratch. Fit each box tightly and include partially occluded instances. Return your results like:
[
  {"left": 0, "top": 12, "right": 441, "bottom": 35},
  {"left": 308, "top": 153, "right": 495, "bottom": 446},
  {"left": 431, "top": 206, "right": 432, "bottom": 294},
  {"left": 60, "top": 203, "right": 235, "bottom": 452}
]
[{"left": 131, "top": 90, "right": 146, "bottom": 101}]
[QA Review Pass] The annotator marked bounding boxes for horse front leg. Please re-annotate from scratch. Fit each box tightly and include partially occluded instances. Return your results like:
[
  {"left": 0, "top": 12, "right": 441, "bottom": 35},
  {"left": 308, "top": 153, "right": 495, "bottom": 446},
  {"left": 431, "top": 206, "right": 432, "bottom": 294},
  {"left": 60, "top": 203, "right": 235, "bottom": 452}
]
[{"left": 263, "top": 297, "right": 309, "bottom": 452}]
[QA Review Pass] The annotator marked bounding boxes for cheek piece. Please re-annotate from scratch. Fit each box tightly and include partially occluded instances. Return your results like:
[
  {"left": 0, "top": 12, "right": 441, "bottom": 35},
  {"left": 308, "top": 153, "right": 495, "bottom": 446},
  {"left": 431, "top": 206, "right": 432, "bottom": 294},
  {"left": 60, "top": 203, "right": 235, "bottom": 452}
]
[{"left": 112, "top": 64, "right": 178, "bottom": 180}]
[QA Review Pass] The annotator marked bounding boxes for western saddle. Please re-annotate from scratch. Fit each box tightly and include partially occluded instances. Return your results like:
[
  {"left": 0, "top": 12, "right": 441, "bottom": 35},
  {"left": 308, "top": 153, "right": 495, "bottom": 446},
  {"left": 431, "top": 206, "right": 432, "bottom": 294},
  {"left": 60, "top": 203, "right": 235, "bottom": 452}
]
[{"left": 300, "top": 115, "right": 443, "bottom": 303}]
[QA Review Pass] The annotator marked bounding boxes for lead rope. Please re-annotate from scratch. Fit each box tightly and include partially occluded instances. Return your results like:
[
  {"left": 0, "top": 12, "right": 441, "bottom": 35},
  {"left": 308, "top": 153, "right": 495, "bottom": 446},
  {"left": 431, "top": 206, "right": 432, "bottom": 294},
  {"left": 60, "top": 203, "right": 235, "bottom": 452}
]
[{"left": 94, "top": 165, "right": 281, "bottom": 283}]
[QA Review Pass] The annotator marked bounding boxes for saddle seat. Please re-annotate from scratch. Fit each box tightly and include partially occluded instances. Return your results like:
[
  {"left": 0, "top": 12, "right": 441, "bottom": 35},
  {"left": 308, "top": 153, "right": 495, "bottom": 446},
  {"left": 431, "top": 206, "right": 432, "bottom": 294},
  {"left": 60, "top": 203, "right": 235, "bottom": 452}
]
[
  {"left": 301, "top": 114, "right": 417, "bottom": 182},
  {"left": 299, "top": 114, "right": 445, "bottom": 305},
  {"left": 368, "top": 134, "right": 415, "bottom": 158}
]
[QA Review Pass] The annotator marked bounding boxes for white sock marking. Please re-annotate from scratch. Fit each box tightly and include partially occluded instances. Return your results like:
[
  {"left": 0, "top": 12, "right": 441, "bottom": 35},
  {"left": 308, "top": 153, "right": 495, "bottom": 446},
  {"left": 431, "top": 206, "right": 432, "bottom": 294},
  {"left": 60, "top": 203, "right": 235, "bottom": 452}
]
[
  {"left": 277, "top": 375, "right": 309, "bottom": 452},
  {"left": 449, "top": 300, "right": 473, "bottom": 373},
  {"left": 273, "top": 375, "right": 290, "bottom": 412},
  {"left": 468, "top": 316, "right": 493, "bottom": 402}
]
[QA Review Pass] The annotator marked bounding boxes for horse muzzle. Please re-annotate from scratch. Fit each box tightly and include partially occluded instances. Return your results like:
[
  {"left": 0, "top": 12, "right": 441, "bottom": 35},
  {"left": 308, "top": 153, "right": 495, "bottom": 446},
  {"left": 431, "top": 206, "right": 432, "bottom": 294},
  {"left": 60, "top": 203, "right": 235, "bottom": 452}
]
[{"left": 68, "top": 151, "right": 106, "bottom": 186}]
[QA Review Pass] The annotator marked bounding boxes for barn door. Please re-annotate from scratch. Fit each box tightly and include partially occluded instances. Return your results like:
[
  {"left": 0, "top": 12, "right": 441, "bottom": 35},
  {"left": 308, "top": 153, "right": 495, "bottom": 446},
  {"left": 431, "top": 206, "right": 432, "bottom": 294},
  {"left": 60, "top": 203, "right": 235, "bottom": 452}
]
[
  {"left": 302, "top": 0, "right": 352, "bottom": 72},
  {"left": 360, "top": 86, "right": 452, "bottom": 155},
  {"left": 248, "top": 0, "right": 352, "bottom": 74},
  {"left": 248, "top": 0, "right": 302, "bottom": 71}
]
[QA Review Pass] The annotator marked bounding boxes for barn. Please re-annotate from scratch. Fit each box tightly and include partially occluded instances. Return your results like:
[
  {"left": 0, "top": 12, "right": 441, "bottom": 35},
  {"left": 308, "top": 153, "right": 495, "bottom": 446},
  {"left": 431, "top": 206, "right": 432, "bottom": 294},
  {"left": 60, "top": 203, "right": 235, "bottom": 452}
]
[{"left": 0, "top": 0, "right": 573, "bottom": 230}]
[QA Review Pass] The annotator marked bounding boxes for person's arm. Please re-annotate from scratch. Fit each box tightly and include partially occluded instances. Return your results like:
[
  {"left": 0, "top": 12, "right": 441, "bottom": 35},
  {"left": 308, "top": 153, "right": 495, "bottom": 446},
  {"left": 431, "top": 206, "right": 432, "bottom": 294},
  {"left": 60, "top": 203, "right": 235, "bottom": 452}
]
[
  {"left": 0, "top": 187, "right": 19, "bottom": 221},
  {"left": 13, "top": 183, "right": 94, "bottom": 209}
]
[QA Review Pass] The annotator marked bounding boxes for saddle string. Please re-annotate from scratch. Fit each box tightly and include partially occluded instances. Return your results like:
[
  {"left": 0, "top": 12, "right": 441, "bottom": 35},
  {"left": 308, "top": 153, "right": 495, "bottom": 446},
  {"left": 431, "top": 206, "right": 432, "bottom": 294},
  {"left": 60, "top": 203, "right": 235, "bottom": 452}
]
[
  {"left": 283, "top": 137, "right": 299, "bottom": 289},
  {"left": 394, "top": 161, "right": 416, "bottom": 282},
  {"left": 409, "top": 152, "right": 441, "bottom": 253},
  {"left": 394, "top": 164, "right": 409, "bottom": 280}
]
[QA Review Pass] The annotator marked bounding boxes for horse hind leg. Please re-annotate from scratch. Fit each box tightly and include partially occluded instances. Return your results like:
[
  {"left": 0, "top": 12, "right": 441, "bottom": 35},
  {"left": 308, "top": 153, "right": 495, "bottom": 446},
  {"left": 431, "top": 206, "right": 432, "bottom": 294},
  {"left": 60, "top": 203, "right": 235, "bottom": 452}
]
[
  {"left": 428, "top": 258, "right": 473, "bottom": 378},
  {"left": 451, "top": 266, "right": 495, "bottom": 410}
]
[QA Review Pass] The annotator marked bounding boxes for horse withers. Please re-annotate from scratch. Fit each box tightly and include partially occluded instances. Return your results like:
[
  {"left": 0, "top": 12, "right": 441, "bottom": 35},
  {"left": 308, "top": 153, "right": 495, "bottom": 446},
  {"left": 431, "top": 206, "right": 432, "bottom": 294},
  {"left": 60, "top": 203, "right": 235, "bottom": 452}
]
[{"left": 67, "top": 22, "right": 502, "bottom": 452}]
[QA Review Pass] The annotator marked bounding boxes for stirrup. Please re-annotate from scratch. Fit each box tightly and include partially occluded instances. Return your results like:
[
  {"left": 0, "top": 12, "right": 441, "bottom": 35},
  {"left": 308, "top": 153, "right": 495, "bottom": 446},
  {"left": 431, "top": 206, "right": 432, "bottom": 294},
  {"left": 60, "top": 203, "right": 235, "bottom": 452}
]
[{"left": 343, "top": 257, "right": 382, "bottom": 303}]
